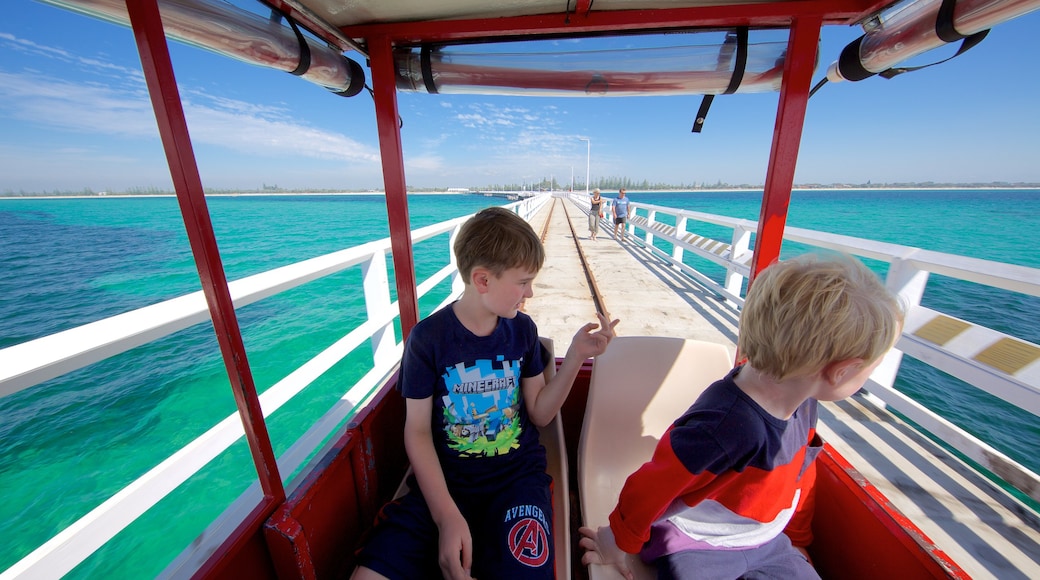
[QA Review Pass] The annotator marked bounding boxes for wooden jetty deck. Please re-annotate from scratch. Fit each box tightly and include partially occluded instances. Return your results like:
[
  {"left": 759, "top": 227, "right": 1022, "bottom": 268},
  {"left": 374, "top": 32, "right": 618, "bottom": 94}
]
[
  {"left": 524, "top": 195, "right": 1040, "bottom": 580},
  {"left": 525, "top": 196, "right": 739, "bottom": 356}
]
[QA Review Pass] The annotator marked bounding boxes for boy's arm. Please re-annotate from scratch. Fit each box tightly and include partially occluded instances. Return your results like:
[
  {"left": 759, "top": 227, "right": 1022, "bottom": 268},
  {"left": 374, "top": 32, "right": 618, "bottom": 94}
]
[
  {"left": 523, "top": 312, "right": 618, "bottom": 426},
  {"left": 608, "top": 426, "right": 720, "bottom": 554},
  {"left": 404, "top": 397, "right": 474, "bottom": 580}
]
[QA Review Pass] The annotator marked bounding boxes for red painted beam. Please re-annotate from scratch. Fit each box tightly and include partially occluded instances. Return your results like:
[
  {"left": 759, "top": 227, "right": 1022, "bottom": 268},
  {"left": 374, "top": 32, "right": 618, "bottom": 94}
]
[
  {"left": 369, "top": 35, "right": 421, "bottom": 339},
  {"left": 339, "top": 0, "right": 885, "bottom": 46},
  {"left": 749, "top": 15, "right": 821, "bottom": 283},
  {"left": 125, "top": 0, "right": 285, "bottom": 501}
]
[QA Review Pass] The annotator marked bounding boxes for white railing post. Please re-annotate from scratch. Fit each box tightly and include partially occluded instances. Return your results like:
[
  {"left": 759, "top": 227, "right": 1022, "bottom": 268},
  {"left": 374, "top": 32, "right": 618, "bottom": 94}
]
[
  {"left": 886, "top": 253, "right": 930, "bottom": 308},
  {"left": 450, "top": 223, "right": 465, "bottom": 297},
  {"left": 869, "top": 254, "right": 930, "bottom": 393},
  {"left": 644, "top": 209, "right": 657, "bottom": 245},
  {"left": 362, "top": 250, "right": 397, "bottom": 369},
  {"left": 673, "top": 215, "right": 688, "bottom": 264},
  {"left": 725, "top": 226, "right": 753, "bottom": 306}
]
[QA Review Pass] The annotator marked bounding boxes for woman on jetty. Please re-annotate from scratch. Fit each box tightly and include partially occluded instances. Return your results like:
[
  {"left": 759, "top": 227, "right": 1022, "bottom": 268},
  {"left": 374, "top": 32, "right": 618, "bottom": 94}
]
[{"left": 589, "top": 188, "right": 604, "bottom": 241}]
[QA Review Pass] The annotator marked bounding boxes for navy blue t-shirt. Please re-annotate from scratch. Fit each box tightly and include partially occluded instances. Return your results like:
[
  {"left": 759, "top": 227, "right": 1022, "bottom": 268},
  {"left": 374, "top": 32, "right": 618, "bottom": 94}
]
[{"left": 398, "top": 304, "right": 547, "bottom": 490}]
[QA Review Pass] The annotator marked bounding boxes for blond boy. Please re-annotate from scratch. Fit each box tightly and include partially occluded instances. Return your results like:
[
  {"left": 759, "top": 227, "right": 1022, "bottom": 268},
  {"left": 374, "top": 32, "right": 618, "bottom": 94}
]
[{"left": 580, "top": 254, "right": 903, "bottom": 580}]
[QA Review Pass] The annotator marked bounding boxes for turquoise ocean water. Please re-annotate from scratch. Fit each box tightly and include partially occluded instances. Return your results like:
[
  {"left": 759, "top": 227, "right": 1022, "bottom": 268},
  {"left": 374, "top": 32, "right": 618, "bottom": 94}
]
[{"left": 1, "top": 190, "right": 1038, "bottom": 577}]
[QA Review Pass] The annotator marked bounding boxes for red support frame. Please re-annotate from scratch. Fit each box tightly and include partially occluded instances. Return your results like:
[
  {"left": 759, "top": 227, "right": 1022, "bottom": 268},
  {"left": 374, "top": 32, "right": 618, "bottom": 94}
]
[
  {"left": 749, "top": 15, "right": 822, "bottom": 282},
  {"left": 340, "top": 1, "right": 885, "bottom": 46},
  {"left": 125, "top": 0, "right": 284, "bottom": 503},
  {"left": 369, "top": 35, "right": 421, "bottom": 339}
]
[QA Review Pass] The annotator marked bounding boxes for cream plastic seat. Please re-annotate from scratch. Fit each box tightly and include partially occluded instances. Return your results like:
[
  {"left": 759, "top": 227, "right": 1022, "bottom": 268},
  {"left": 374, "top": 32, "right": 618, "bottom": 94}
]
[
  {"left": 578, "top": 336, "right": 733, "bottom": 580},
  {"left": 391, "top": 337, "right": 571, "bottom": 579}
]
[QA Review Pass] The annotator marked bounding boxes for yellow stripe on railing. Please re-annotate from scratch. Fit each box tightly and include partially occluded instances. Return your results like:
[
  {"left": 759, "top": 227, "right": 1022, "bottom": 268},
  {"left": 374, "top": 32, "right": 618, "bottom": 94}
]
[
  {"left": 913, "top": 315, "right": 971, "bottom": 346},
  {"left": 974, "top": 338, "right": 1040, "bottom": 375},
  {"left": 912, "top": 313, "right": 1040, "bottom": 378}
]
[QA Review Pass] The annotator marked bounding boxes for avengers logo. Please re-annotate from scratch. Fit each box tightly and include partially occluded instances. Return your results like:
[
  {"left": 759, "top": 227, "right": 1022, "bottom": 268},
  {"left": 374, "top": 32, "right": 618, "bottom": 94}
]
[{"left": 507, "top": 517, "right": 549, "bottom": 567}]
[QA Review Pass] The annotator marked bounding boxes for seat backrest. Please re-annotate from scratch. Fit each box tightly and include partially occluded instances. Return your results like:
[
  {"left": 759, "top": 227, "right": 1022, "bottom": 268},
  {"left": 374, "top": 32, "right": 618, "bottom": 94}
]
[{"left": 578, "top": 336, "right": 732, "bottom": 579}]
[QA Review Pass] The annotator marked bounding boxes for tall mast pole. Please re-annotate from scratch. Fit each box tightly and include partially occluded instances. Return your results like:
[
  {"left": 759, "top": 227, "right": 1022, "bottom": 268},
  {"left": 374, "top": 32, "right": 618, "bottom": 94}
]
[{"left": 579, "top": 137, "right": 590, "bottom": 194}]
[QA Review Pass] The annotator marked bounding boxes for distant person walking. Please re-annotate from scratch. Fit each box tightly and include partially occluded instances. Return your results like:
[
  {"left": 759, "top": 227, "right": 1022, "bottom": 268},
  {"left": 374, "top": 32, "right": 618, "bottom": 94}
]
[
  {"left": 612, "top": 189, "right": 631, "bottom": 240},
  {"left": 589, "top": 188, "right": 604, "bottom": 240}
]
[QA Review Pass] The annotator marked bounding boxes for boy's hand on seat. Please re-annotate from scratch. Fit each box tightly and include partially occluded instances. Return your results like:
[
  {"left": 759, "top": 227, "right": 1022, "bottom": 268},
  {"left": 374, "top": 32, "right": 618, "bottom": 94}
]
[
  {"left": 578, "top": 525, "right": 634, "bottom": 580},
  {"left": 570, "top": 312, "right": 619, "bottom": 360}
]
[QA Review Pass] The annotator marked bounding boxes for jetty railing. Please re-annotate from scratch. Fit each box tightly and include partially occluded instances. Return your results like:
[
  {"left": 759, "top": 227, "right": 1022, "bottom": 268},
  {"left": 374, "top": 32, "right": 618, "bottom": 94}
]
[
  {"left": 0, "top": 195, "right": 550, "bottom": 579},
  {"left": 570, "top": 192, "right": 1040, "bottom": 505}
]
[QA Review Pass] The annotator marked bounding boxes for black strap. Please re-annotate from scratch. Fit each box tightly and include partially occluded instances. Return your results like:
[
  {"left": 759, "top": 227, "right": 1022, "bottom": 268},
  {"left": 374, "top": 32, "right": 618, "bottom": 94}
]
[
  {"left": 421, "top": 45, "right": 439, "bottom": 94},
  {"left": 936, "top": 0, "right": 967, "bottom": 42},
  {"left": 331, "top": 57, "right": 367, "bottom": 97},
  {"left": 878, "top": 29, "right": 987, "bottom": 78},
  {"left": 270, "top": 9, "right": 311, "bottom": 76},
  {"left": 724, "top": 27, "right": 748, "bottom": 95},
  {"left": 692, "top": 95, "right": 714, "bottom": 133},
  {"left": 283, "top": 14, "right": 311, "bottom": 76},
  {"left": 692, "top": 29, "right": 747, "bottom": 133},
  {"left": 881, "top": 0, "right": 989, "bottom": 78}
]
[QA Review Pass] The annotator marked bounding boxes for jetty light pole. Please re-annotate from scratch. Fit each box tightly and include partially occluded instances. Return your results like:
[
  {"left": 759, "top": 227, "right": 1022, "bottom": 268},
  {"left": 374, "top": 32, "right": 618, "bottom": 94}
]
[{"left": 578, "top": 137, "right": 590, "bottom": 195}]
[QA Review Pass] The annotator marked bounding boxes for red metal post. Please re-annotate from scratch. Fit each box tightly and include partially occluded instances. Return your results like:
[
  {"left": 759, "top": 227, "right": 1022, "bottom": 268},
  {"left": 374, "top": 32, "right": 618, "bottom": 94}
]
[
  {"left": 369, "top": 35, "right": 421, "bottom": 339},
  {"left": 749, "top": 15, "right": 822, "bottom": 283},
  {"left": 125, "top": 0, "right": 284, "bottom": 502}
]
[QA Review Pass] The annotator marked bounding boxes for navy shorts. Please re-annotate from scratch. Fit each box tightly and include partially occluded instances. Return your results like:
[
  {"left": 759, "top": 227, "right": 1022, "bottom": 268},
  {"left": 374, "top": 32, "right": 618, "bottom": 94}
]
[{"left": 356, "top": 470, "right": 555, "bottom": 579}]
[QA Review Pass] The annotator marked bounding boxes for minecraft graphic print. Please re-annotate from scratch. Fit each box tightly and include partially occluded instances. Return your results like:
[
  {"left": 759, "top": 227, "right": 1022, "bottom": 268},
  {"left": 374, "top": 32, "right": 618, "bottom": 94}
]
[{"left": 441, "top": 354, "right": 524, "bottom": 457}]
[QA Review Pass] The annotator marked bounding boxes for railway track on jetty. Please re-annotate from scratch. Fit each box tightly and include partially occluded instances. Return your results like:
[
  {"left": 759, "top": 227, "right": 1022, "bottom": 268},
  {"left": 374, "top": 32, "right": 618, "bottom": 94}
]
[
  {"left": 533, "top": 198, "right": 609, "bottom": 318},
  {"left": 523, "top": 195, "right": 739, "bottom": 357}
]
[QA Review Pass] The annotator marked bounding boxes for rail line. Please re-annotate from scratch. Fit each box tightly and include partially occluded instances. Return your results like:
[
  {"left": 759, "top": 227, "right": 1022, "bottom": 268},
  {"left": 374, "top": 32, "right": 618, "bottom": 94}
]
[
  {"left": 555, "top": 198, "right": 609, "bottom": 317},
  {"left": 537, "top": 197, "right": 554, "bottom": 242}
]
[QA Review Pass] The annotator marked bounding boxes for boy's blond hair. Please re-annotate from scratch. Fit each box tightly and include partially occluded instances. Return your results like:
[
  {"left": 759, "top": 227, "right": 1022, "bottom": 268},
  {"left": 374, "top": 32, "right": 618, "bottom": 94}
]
[
  {"left": 738, "top": 254, "right": 903, "bottom": 381},
  {"left": 454, "top": 207, "right": 545, "bottom": 282}
]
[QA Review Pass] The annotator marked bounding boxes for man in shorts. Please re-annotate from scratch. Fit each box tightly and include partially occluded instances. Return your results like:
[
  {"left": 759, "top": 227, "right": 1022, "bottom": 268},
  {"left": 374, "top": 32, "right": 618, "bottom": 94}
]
[{"left": 612, "top": 188, "right": 631, "bottom": 240}]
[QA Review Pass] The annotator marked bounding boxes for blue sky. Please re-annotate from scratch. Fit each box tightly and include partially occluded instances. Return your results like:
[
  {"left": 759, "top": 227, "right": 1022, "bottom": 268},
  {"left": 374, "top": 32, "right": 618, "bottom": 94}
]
[{"left": 1, "top": 0, "right": 1039, "bottom": 192}]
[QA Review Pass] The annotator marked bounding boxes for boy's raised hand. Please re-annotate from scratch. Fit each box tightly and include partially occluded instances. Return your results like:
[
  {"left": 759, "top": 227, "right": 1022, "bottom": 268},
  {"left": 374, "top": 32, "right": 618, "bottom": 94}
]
[{"left": 570, "top": 312, "right": 619, "bottom": 359}]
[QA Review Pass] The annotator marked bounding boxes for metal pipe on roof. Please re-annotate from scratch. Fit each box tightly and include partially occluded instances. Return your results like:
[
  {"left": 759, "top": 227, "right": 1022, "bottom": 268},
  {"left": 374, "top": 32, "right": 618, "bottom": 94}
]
[
  {"left": 825, "top": 0, "right": 1040, "bottom": 82},
  {"left": 395, "top": 37, "right": 791, "bottom": 97},
  {"left": 41, "top": 0, "right": 365, "bottom": 96}
]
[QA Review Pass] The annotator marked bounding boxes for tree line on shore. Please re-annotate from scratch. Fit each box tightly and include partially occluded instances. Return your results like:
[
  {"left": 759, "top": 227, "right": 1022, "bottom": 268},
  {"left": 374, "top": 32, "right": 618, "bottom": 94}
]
[{"left": 4, "top": 180, "right": 1040, "bottom": 197}]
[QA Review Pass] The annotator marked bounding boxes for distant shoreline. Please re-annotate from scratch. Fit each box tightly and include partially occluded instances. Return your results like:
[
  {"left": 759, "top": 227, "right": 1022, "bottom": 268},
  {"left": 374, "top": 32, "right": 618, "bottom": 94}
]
[{"left": 2, "top": 186, "right": 1039, "bottom": 200}]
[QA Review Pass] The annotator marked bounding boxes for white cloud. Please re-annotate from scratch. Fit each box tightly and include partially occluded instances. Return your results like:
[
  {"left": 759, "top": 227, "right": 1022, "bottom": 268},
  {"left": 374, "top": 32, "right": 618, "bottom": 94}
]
[
  {"left": 0, "top": 32, "right": 382, "bottom": 170},
  {"left": 0, "top": 71, "right": 158, "bottom": 137},
  {"left": 0, "top": 32, "right": 143, "bottom": 84},
  {"left": 406, "top": 154, "right": 444, "bottom": 172},
  {"left": 0, "top": 69, "right": 380, "bottom": 163}
]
